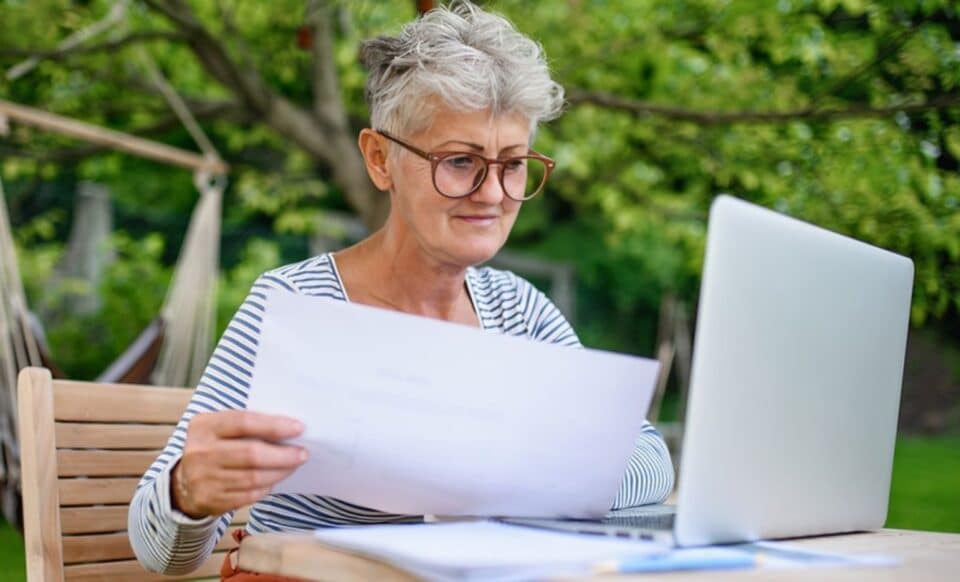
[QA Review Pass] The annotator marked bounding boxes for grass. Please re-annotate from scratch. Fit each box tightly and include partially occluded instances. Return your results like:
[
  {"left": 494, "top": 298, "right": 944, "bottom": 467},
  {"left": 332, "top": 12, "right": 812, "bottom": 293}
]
[
  {"left": 0, "top": 435, "right": 956, "bottom": 581},
  {"left": 0, "top": 516, "right": 25, "bottom": 581},
  {"left": 886, "top": 435, "right": 960, "bottom": 532}
]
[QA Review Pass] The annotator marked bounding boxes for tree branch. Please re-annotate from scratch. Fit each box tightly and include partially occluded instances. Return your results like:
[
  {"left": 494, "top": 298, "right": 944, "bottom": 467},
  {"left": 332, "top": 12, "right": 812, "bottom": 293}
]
[
  {"left": 812, "top": 26, "right": 920, "bottom": 101},
  {"left": 139, "top": 0, "right": 201, "bottom": 33},
  {"left": 0, "top": 32, "right": 185, "bottom": 61},
  {"left": 66, "top": 61, "right": 249, "bottom": 123},
  {"left": 142, "top": 0, "right": 267, "bottom": 109},
  {"left": 0, "top": 100, "right": 244, "bottom": 165},
  {"left": 142, "top": 0, "right": 387, "bottom": 227},
  {"left": 567, "top": 90, "right": 960, "bottom": 125},
  {"left": 307, "top": 0, "right": 348, "bottom": 130}
]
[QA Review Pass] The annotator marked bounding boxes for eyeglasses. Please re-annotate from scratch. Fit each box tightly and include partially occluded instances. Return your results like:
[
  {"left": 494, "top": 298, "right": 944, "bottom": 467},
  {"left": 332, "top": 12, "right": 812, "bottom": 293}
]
[{"left": 377, "top": 130, "right": 556, "bottom": 201}]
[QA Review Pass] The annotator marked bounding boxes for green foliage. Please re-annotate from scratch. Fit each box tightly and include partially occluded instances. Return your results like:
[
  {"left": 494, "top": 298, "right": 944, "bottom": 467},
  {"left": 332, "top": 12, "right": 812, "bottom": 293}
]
[
  {"left": 216, "top": 237, "right": 284, "bottom": 338},
  {"left": 0, "top": 0, "right": 958, "bottom": 365},
  {"left": 18, "top": 232, "right": 171, "bottom": 379},
  {"left": 12, "top": 227, "right": 289, "bottom": 380},
  {"left": 494, "top": 0, "right": 960, "bottom": 337}
]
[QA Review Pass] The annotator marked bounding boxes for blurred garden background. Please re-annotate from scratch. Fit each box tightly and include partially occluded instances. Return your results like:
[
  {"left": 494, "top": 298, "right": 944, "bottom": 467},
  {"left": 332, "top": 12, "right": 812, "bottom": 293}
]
[{"left": 1, "top": 0, "right": 958, "bottom": 578}]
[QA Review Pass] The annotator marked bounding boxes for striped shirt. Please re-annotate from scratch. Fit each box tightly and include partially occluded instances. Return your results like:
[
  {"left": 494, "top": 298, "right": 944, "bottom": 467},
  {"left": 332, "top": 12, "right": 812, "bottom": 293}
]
[{"left": 129, "top": 253, "right": 675, "bottom": 574}]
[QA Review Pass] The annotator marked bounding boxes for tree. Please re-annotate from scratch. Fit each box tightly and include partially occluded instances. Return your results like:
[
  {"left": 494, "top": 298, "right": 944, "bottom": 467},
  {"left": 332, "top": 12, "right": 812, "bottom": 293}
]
[{"left": 1, "top": 0, "right": 958, "bottom": 363}]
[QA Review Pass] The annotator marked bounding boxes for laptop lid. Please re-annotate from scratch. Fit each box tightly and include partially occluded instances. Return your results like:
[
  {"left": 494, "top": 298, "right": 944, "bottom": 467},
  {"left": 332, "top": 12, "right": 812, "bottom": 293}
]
[{"left": 674, "top": 196, "right": 914, "bottom": 546}]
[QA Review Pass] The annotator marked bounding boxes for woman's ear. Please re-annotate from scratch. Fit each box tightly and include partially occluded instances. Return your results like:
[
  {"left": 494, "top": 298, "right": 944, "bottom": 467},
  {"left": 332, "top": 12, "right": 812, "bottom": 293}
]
[{"left": 358, "top": 129, "right": 392, "bottom": 191}]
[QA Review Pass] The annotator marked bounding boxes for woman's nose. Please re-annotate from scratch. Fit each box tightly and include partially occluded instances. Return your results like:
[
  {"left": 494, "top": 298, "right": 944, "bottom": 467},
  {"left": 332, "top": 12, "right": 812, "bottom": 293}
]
[{"left": 468, "top": 166, "right": 506, "bottom": 204}]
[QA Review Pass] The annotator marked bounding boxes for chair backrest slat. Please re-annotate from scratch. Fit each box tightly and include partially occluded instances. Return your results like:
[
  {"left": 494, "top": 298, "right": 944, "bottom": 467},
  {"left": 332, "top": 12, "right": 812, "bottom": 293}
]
[
  {"left": 58, "top": 477, "right": 140, "bottom": 506},
  {"left": 62, "top": 533, "right": 132, "bottom": 564},
  {"left": 63, "top": 552, "right": 225, "bottom": 581},
  {"left": 55, "top": 422, "right": 175, "bottom": 449},
  {"left": 62, "top": 525, "right": 243, "bottom": 566},
  {"left": 57, "top": 450, "right": 160, "bottom": 477},
  {"left": 60, "top": 506, "right": 128, "bottom": 535},
  {"left": 51, "top": 381, "right": 191, "bottom": 423},
  {"left": 18, "top": 367, "right": 247, "bottom": 581},
  {"left": 61, "top": 505, "right": 248, "bottom": 536}
]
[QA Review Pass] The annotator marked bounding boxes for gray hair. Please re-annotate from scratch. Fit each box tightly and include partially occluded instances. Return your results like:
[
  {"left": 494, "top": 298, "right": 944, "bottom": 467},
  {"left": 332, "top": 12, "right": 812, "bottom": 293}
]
[{"left": 359, "top": 0, "right": 564, "bottom": 137}]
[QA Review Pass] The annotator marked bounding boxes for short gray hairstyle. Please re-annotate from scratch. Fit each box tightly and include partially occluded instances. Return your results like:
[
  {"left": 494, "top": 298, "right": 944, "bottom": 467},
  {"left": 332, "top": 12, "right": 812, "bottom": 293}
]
[{"left": 359, "top": 0, "right": 564, "bottom": 137}]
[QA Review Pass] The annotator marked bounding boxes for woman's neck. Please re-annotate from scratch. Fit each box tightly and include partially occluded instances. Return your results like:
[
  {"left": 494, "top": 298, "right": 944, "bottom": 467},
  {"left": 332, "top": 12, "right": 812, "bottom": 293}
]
[{"left": 334, "top": 226, "right": 478, "bottom": 326}]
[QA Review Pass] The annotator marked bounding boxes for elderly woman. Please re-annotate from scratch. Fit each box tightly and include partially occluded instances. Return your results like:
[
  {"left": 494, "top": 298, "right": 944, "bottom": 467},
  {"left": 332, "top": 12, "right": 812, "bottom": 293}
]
[{"left": 129, "top": 1, "right": 674, "bottom": 578}]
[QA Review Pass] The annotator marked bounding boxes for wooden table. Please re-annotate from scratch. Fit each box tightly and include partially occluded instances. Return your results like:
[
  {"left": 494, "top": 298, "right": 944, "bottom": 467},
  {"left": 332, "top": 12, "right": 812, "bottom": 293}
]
[{"left": 239, "top": 528, "right": 960, "bottom": 581}]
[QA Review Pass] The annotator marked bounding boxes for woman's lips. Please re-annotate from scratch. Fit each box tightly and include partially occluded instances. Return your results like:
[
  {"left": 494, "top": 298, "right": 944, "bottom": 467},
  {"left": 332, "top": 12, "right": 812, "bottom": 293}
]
[{"left": 455, "top": 215, "right": 498, "bottom": 226}]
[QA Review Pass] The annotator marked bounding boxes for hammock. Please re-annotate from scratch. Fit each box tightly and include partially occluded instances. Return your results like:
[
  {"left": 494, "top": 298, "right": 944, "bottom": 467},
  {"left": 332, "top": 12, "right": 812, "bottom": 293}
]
[
  {"left": 0, "top": 2, "right": 228, "bottom": 530},
  {"left": 0, "top": 175, "right": 42, "bottom": 529},
  {"left": 0, "top": 103, "right": 226, "bottom": 531},
  {"left": 97, "top": 172, "right": 224, "bottom": 387},
  {"left": 0, "top": 168, "right": 222, "bottom": 529},
  {"left": 86, "top": 174, "right": 223, "bottom": 386}
]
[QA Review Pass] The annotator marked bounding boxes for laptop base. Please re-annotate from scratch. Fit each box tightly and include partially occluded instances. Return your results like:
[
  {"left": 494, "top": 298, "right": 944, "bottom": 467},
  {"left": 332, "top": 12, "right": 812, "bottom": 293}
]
[{"left": 499, "top": 504, "right": 676, "bottom": 542}]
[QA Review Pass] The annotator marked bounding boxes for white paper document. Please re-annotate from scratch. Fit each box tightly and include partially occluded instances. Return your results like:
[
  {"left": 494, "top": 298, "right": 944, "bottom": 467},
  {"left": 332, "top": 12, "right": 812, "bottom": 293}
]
[
  {"left": 310, "top": 522, "right": 899, "bottom": 582},
  {"left": 246, "top": 289, "right": 659, "bottom": 518},
  {"left": 313, "top": 521, "right": 666, "bottom": 581},
  {"left": 311, "top": 522, "right": 898, "bottom": 581}
]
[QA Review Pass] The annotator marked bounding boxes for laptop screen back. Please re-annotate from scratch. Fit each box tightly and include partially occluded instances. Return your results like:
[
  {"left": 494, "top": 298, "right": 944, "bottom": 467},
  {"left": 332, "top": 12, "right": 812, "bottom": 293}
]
[{"left": 674, "top": 196, "right": 913, "bottom": 546}]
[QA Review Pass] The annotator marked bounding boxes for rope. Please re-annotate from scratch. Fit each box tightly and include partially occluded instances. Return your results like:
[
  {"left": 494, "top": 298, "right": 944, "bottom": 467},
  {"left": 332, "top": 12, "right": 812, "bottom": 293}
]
[
  {"left": 151, "top": 176, "right": 222, "bottom": 387},
  {"left": 137, "top": 47, "right": 224, "bottom": 170},
  {"left": 138, "top": 49, "right": 226, "bottom": 387},
  {"left": 0, "top": 174, "right": 44, "bottom": 529}
]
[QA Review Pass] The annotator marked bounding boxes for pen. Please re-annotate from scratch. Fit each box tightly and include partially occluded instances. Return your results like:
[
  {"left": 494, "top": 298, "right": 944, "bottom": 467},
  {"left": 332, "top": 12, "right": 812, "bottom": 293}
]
[{"left": 593, "top": 549, "right": 756, "bottom": 574}]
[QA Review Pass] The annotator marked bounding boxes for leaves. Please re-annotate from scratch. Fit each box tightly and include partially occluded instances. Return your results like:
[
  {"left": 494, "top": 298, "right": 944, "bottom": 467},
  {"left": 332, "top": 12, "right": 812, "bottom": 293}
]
[{"left": 0, "top": 0, "right": 957, "bottom": 367}]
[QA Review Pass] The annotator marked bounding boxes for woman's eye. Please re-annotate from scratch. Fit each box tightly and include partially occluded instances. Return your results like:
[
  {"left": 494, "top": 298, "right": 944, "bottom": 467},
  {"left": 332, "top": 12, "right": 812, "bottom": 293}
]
[
  {"left": 444, "top": 156, "right": 477, "bottom": 170},
  {"left": 504, "top": 159, "right": 526, "bottom": 172}
]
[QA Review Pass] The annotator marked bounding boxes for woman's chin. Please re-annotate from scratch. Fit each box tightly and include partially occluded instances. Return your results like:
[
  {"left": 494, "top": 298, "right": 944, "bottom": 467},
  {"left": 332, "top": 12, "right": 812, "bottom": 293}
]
[{"left": 445, "top": 238, "right": 503, "bottom": 267}]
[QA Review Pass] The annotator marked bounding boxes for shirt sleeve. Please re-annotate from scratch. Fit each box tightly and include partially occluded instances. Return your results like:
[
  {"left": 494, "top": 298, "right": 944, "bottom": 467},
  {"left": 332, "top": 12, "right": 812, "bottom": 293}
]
[
  {"left": 515, "top": 273, "right": 676, "bottom": 507},
  {"left": 128, "top": 271, "right": 298, "bottom": 574}
]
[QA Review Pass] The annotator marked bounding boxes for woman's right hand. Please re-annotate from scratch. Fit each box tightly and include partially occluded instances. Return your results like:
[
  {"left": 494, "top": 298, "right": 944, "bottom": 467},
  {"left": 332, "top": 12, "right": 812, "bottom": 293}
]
[{"left": 170, "top": 410, "right": 308, "bottom": 518}]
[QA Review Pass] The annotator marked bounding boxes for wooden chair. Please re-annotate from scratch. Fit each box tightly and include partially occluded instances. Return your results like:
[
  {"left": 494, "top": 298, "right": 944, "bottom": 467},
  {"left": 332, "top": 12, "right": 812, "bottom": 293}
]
[{"left": 18, "top": 366, "right": 247, "bottom": 581}]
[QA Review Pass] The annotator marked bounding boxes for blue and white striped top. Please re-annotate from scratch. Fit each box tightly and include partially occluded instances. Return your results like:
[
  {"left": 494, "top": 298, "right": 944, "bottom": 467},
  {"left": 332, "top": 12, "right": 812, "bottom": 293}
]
[{"left": 129, "top": 253, "right": 675, "bottom": 574}]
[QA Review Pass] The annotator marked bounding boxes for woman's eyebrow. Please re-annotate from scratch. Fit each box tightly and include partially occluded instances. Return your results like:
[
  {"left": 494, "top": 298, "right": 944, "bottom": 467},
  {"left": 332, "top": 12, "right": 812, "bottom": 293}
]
[
  {"left": 499, "top": 144, "right": 527, "bottom": 154},
  {"left": 433, "top": 140, "right": 527, "bottom": 154},
  {"left": 435, "top": 139, "right": 485, "bottom": 151}
]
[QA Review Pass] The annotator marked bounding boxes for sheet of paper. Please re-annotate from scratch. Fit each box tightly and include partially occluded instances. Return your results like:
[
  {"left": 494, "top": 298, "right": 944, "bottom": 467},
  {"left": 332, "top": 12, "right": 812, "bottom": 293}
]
[
  {"left": 245, "top": 289, "right": 659, "bottom": 518},
  {"left": 313, "top": 521, "right": 665, "bottom": 581},
  {"left": 312, "top": 522, "right": 897, "bottom": 582}
]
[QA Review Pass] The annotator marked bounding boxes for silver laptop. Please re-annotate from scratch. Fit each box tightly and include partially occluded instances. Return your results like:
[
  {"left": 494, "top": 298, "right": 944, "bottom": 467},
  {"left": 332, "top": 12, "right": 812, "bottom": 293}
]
[{"left": 504, "top": 195, "right": 914, "bottom": 547}]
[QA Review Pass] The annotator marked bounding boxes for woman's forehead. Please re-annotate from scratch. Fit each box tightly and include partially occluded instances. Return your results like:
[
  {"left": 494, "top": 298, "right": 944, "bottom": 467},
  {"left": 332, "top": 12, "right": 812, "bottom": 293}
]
[{"left": 414, "top": 107, "right": 531, "bottom": 146}]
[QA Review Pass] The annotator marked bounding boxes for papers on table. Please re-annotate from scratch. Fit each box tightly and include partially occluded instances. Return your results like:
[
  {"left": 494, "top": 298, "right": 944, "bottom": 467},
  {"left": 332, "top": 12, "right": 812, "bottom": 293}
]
[
  {"left": 313, "top": 521, "right": 669, "bottom": 581},
  {"left": 245, "top": 289, "right": 660, "bottom": 517},
  {"left": 310, "top": 521, "right": 899, "bottom": 581}
]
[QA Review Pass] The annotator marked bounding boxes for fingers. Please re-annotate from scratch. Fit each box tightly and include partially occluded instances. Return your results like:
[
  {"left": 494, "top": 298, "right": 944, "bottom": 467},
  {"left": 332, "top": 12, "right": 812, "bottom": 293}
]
[
  {"left": 178, "top": 455, "right": 305, "bottom": 516},
  {"left": 175, "top": 410, "right": 309, "bottom": 517},
  {"left": 216, "top": 439, "right": 308, "bottom": 470},
  {"left": 203, "top": 410, "right": 304, "bottom": 442}
]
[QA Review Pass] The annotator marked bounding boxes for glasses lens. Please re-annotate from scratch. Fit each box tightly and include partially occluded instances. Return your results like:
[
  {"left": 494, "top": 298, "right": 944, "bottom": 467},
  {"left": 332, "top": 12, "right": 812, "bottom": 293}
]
[
  {"left": 434, "top": 154, "right": 485, "bottom": 197},
  {"left": 433, "top": 154, "right": 550, "bottom": 200},
  {"left": 500, "top": 157, "right": 549, "bottom": 201},
  {"left": 516, "top": 157, "right": 548, "bottom": 200}
]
